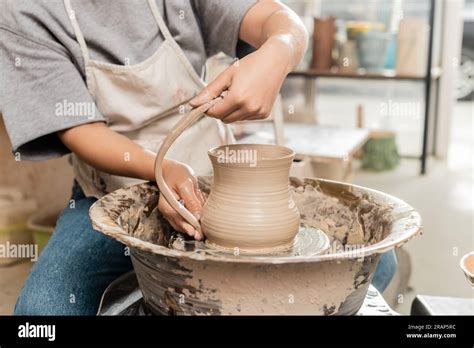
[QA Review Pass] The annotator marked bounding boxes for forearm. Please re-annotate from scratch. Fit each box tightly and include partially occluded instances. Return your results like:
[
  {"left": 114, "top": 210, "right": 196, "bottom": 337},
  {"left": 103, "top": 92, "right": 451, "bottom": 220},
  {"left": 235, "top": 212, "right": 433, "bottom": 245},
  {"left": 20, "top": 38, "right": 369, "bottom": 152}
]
[
  {"left": 57, "top": 122, "right": 156, "bottom": 181},
  {"left": 240, "top": 1, "right": 308, "bottom": 73}
]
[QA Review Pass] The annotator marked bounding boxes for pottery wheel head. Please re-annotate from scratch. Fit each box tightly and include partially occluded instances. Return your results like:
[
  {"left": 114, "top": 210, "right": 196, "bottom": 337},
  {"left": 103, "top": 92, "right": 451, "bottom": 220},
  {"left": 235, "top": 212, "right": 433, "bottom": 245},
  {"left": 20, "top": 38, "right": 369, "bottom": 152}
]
[{"left": 169, "top": 223, "right": 330, "bottom": 258}]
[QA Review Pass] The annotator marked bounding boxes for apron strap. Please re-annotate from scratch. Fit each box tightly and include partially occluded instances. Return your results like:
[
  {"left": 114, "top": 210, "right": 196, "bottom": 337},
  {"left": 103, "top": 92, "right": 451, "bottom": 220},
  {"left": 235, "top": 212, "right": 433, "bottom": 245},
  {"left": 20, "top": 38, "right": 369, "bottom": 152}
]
[
  {"left": 148, "top": 0, "right": 205, "bottom": 87},
  {"left": 64, "top": 0, "right": 173, "bottom": 66},
  {"left": 147, "top": 0, "right": 175, "bottom": 42},
  {"left": 63, "top": 0, "right": 90, "bottom": 66}
]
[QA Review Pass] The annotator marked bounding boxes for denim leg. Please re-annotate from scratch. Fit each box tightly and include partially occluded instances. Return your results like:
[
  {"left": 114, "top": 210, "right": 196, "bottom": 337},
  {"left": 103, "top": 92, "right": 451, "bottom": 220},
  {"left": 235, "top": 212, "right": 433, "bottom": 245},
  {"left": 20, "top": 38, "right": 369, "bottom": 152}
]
[
  {"left": 14, "top": 183, "right": 133, "bottom": 315},
  {"left": 371, "top": 250, "right": 398, "bottom": 293}
]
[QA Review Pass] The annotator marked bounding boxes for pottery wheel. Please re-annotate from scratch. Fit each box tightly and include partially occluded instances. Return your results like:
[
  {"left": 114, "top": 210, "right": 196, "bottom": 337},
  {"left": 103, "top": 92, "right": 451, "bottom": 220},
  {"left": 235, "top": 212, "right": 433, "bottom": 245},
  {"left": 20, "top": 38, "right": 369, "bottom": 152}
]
[{"left": 167, "top": 223, "right": 330, "bottom": 258}]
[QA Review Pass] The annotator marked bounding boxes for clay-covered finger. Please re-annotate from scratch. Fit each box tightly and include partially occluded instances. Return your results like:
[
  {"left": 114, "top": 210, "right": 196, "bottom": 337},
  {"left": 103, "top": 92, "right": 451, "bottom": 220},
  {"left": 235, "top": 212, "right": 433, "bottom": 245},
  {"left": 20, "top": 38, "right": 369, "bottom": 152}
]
[
  {"left": 189, "top": 68, "right": 232, "bottom": 107},
  {"left": 165, "top": 209, "right": 197, "bottom": 238},
  {"left": 163, "top": 205, "right": 200, "bottom": 240},
  {"left": 176, "top": 179, "right": 203, "bottom": 221},
  {"left": 178, "top": 221, "right": 202, "bottom": 241},
  {"left": 221, "top": 109, "right": 252, "bottom": 124},
  {"left": 196, "top": 189, "right": 205, "bottom": 206},
  {"left": 205, "top": 92, "right": 240, "bottom": 120},
  {"left": 191, "top": 178, "right": 205, "bottom": 206},
  {"left": 158, "top": 195, "right": 196, "bottom": 238}
]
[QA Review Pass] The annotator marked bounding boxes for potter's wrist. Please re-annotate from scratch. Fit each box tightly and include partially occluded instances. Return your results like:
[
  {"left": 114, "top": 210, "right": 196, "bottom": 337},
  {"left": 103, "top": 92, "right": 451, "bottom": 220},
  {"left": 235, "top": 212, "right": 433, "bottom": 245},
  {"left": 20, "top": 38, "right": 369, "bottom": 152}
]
[
  {"left": 134, "top": 150, "right": 158, "bottom": 182},
  {"left": 261, "top": 35, "right": 298, "bottom": 75},
  {"left": 160, "top": 158, "right": 177, "bottom": 179}
]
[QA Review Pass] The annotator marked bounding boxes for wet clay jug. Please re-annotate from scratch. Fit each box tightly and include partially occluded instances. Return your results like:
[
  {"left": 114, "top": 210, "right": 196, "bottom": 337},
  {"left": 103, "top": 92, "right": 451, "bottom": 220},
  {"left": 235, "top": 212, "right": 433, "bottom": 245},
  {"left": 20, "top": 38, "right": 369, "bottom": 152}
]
[{"left": 155, "top": 96, "right": 300, "bottom": 252}]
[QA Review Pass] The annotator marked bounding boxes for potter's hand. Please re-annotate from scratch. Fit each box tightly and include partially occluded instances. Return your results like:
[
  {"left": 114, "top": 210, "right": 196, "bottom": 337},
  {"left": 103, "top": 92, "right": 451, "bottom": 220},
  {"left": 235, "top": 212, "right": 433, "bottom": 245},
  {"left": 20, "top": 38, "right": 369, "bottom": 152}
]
[
  {"left": 189, "top": 44, "right": 287, "bottom": 124},
  {"left": 190, "top": 1, "right": 307, "bottom": 123},
  {"left": 158, "top": 159, "right": 205, "bottom": 240}
]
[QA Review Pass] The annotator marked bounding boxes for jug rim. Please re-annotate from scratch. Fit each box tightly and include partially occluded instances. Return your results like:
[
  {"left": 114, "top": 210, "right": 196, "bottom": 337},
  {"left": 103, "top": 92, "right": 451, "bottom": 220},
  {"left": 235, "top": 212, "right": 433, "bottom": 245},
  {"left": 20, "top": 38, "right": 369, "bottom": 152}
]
[{"left": 208, "top": 143, "right": 295, "bottom": 163}]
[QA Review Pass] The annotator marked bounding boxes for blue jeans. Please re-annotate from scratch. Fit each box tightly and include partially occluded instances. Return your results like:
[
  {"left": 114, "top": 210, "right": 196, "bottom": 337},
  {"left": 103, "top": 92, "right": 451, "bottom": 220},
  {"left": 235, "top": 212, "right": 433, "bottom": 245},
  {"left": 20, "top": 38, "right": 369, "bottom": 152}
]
[
  {"left": 14, "top": 182, "right": 133, "bottom": 315},
  {"left": 14, "top": 183, "right": 397, "bottom": 315},
  {"left": 373, "top": 251, "right": 397, "bottom": 292}
]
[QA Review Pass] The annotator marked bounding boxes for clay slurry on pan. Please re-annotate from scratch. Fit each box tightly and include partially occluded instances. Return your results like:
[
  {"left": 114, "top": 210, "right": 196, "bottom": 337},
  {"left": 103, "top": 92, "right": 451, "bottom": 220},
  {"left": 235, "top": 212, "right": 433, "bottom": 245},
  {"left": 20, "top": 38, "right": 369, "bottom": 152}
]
[{"left": 89, "top": 177, "right": 422, "bottom": 315}]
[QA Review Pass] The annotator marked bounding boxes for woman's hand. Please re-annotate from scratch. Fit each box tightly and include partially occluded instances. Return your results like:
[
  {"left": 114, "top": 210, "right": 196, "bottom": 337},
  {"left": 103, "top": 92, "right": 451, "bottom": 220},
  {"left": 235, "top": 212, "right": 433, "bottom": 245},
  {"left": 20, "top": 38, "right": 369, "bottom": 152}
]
[
  {"left": 158, "top": 159, "right": 205, "bottom": 240},
  {"left": 190, "top": 2, "right": 308, "bottom": 123},
  {"left": 189, "top": 38, "right": 290, "bottom": 124},
  {"left": 58, "top": 124, "right": 204, "bottom": 239}
]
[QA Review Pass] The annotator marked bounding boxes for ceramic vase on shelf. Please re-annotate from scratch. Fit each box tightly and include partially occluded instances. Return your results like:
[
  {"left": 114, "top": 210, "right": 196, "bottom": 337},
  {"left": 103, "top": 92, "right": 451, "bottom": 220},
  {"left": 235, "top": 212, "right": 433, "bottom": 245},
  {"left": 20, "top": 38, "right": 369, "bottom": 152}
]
[
  {"left": 311, "top": 16, "right": 336, "bottom": 71},
  {"left": 356, "top": 31, "right": 391, "bottom": 71}
]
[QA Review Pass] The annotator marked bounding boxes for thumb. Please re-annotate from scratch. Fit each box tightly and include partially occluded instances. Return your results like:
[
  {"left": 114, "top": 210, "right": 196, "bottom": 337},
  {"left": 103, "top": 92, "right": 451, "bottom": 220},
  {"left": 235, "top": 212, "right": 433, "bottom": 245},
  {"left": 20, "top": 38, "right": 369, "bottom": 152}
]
[
  {"left": 176, "top": 179, "right": 203, "bottom": 221},
  {"left": 189, "top": 67, "right": 233, "bottom": 107}
]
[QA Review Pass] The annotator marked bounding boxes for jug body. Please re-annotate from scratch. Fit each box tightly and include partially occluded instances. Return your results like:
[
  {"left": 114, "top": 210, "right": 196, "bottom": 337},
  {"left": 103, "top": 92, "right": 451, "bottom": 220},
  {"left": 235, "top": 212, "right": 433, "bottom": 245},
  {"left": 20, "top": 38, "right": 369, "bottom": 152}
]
[{"left": 201, "top": 144, "right": 300, "bottom": 252}]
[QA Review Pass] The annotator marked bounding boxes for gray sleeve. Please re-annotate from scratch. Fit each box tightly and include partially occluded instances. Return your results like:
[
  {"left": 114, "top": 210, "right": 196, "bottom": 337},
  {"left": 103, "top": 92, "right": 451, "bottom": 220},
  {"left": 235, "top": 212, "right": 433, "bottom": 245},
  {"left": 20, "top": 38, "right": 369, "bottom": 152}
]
[
  {"left": 192, "top": 0, "right": 257, "bottom": 58},
  {"left": 0, "top": 29, "right": 106, "bottom": 161}
]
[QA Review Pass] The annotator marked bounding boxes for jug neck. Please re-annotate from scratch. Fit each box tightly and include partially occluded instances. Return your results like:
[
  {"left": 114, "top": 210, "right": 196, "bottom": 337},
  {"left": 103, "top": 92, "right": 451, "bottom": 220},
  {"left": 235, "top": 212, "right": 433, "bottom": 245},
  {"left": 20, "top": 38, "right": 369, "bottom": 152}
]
[{"left": 210, "top": 157, "right": 293, "bottom": 189}]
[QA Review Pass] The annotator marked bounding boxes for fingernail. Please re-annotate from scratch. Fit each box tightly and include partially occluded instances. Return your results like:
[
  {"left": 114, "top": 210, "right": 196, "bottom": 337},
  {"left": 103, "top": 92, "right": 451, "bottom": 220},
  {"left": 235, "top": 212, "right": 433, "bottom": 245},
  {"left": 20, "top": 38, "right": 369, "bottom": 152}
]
[
  {"left": 184, "top": 225, "right": 195, "bottom": 237},
  {"left": 195, "top": 212, "right": 201, "bottom": 221}
]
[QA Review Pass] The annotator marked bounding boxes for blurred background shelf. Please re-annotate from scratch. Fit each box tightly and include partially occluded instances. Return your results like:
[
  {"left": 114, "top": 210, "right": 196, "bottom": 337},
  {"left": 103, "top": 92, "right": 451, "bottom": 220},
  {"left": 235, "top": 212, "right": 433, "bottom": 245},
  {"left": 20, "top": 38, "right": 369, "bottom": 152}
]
[
  {"left": 280, "top": 0, "right": 450, "bottom": 175},
  {"left": 290, "top": 66, "right": 443, "bottom": 80}
]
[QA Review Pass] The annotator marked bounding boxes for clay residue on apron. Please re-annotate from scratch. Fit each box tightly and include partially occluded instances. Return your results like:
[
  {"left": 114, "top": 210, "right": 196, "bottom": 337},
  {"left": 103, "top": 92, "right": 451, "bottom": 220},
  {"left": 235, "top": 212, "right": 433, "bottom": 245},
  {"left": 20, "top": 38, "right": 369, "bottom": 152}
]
[{"left": 64, "top": 0, "right": 232, "bottom": 198}]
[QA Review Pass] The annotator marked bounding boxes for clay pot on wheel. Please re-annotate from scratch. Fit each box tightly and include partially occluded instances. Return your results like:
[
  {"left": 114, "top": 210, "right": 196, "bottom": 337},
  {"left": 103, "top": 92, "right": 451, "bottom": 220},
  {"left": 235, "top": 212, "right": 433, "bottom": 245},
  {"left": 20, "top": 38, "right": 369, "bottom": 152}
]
[
  {"left": 154, "top": 97, "right": 300, "bottom": 252},
  {"left": 202, "top": 144, "right": 300, "bottom": 252}
]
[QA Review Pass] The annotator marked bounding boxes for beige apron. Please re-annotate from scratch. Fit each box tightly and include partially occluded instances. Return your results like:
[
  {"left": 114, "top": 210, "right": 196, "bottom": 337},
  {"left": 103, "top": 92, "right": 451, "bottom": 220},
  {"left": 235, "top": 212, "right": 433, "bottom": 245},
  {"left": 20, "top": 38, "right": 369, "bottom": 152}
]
[{"left": 64, "top": 0, "right": 233, "bottom": 198}]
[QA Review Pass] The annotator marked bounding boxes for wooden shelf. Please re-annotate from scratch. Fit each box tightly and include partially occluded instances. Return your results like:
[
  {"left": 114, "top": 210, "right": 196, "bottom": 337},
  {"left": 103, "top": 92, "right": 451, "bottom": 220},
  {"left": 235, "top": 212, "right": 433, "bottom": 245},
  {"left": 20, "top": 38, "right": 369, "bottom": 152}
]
[{"left": 289, "top": 67, "right": 442, "bottom": 81}]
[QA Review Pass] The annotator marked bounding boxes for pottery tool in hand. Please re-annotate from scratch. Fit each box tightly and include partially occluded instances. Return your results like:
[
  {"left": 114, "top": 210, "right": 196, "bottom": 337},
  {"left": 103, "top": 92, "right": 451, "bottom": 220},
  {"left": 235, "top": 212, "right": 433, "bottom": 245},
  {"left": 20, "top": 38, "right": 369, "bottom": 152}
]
[
  {"left": 154, "top": 94, "right": 225, "bottom": 236},
  {"left": 154, "top": 93, "right": 331, "bottom": 254}
]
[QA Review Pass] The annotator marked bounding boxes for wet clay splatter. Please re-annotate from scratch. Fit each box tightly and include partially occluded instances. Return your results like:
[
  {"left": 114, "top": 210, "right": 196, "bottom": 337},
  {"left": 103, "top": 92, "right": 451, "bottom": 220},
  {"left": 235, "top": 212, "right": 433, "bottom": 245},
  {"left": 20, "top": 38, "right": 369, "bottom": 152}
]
[
  {"left": 290, "top": 178, "right": 393, "bottom": 248},
  {"left": 89, "top": 176, "right": 421, "bottom": 315}
]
